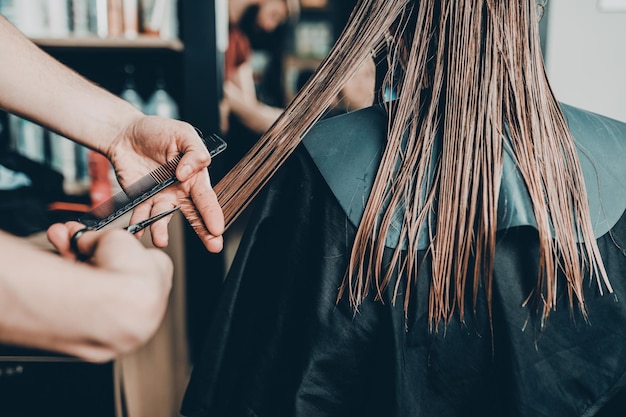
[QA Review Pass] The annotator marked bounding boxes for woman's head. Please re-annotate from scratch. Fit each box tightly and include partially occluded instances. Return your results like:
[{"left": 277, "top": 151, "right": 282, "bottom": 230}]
[{"left": 256, "top": 0, "right": 299, "bottom": 32}]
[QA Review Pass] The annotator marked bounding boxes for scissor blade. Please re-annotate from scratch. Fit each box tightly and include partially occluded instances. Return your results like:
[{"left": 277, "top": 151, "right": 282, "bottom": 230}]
[{"left": 125, "top": 206, "right": 181, "bottom": 234}]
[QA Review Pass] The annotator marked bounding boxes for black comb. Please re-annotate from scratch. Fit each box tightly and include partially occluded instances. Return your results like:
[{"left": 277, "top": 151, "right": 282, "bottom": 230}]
[{"left": 77, "top": 132, "right": 227, "bottom": 231}]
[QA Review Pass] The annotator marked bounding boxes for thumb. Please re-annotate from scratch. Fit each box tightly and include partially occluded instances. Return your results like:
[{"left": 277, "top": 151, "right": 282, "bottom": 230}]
[{"left": 175, "top": 127, "right": 212, "bottom": 183}]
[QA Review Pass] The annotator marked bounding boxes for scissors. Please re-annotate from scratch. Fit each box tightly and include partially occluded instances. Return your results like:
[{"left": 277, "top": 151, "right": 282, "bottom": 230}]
[
  {"left": 70, "top": 206, "right": 181, "bottom": 260},
  {"left": 123, "top": 205, "right": 180, "bottom": 234}
]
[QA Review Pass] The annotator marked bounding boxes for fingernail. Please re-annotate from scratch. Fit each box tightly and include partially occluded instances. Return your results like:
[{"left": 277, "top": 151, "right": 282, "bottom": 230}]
[{"left": 179, "top": 164, "right": 192, "bottom": 181}]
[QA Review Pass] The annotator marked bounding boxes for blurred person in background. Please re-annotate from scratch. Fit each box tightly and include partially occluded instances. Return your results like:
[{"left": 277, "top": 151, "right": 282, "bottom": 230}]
[{"left": 221, "top": 0, "right": 300, "bottom": 137}]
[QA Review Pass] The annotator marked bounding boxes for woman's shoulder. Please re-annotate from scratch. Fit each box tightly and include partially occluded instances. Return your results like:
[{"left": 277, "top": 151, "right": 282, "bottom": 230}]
[
  {"left": 302, "top": 105, "right": 388, "bottom": 232},
  {"left": 303, "top": 103, "right": 626, "bottom": 245},
  {"left": 561, "top": 103, "right": 626, "bottom": 139},
  {"left": 561, "top": 103, "right": 626, "bottom": 239}
]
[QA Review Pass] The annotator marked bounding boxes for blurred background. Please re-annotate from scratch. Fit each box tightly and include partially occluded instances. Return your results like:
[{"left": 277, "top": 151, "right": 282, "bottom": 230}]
[
  {"left": 0, "top": 1, "right": 624, "bottom": 416},
  {"left": 545, "top": 0, "right": 626, "bottom": 123}
]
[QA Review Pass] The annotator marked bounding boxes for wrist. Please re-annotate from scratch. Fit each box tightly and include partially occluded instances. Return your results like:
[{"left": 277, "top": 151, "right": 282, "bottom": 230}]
[{"left": 90, "top": 103, "right": 144, "bottom": 157}]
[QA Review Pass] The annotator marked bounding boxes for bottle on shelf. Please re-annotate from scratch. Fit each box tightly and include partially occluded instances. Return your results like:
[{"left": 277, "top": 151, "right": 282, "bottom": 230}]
[
  {"left": 8, "top": 115, "right": 46, "bottom": 164},
  {"left": 122, "top": 0, "right": 139, "bottom": 39},
  {"left": 120, "top": 64, "right": 145, "bottom": 111},
  {"left": 49, "top": 132, "right": 81, "bottom": 195},
  {"left": 107, "top": 0, "right": 124, "bottom": 37},
  {"left": 47, "top": 0, "right": 71, "bottom": 37},
  {"left": 14, "top": 0, "right": 47, "bottom": 37},
  {"left": 158, "top": 0, "right": 178, "bottom": 40},
  {"left": 74, "top": 143, "right": 90, "bottom": 188},
  {"left": 143, "top": 0, "right": 178, "bottom": 39},
  {"left": 145, "top": 70, "right": 179, "bottom": 119},
  {"left": 89, "top": 0, "right": 109, "bottom": 38},
  {"left": 71, "top": 0, "right": 91, "bottom": 36}
]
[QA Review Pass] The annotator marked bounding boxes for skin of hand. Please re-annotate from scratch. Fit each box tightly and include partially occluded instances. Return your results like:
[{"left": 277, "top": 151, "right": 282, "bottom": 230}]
[
  {"left": 0, "top": 15, "right": 224, "bottom": 252},
  {"left": 0, "top": 13, "right": 217, "bottom": 362},
  {"left": 103, "top": 115, "right": 225, "bottom": 253},
  {"left": 339, "top": 57, "right": 376, "bottom": 112},
  {"left": 219, "top": 98, "right": 231, "bottom": 134},
  {"left": 223, "top": 78, "right": 284, "bottom": 134},
  {"left": 0, "top": 227, "right": 173, "bottom": 363}
]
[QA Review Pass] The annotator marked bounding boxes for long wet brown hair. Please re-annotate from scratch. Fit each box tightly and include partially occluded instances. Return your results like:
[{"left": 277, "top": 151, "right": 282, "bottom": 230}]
[{"left": 212, "top": 0, "right": 612, "bottom": 328}]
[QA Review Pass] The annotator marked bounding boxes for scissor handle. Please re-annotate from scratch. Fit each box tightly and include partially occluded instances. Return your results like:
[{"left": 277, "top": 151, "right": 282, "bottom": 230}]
[
  {"left": 70, "top": 206, "right": 181, "bottom": 260},
  {"left": 70, "top": 227, "right": 91, "bottom": 261}
]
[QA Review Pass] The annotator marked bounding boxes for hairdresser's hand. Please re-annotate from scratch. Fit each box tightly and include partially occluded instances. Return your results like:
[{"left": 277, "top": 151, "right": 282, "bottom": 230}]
[
  {"left": 0, "top": 16, "right": 221, "bottom": 251},
  {"left": 103, "top": 115, "right": 224, "bottom": 253},
  {"left": 222, "top": 80, "right": 248, "bottom": 114},
  {"left": 45, "top": 221, "right": 173, "bottom": 361},
  {"left": 47, "top": 221, "right": 171, "bottom": 268},
  {"left": 219, "top": 96, "right": 231, "bottom": 135}
]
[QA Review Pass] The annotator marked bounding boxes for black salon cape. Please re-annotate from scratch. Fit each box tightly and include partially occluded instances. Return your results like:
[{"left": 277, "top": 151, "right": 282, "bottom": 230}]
[{"left": 182, "top": 105, "right": 626, "bottom": 417}]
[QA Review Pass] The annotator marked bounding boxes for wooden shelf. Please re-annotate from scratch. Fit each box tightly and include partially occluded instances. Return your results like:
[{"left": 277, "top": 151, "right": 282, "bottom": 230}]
[{"left": 31, "top": 35, "right": 184, "bottom": 51}]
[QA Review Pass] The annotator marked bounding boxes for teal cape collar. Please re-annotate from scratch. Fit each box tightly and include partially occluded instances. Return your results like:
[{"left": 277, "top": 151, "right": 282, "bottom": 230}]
[{"left": 303, "top": 103, "right": 626, "bottom": 249}]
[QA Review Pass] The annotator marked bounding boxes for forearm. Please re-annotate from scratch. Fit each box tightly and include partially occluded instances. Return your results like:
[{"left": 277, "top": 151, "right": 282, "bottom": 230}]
[
  {"left": 0, "top": 231, "right": 167, "bottom": 362},
  {"left": 0, "top": 15, "right": 142, "bottom": 154},
  {"left": 229, "top": 98, "right": 284, "bottom": 135},
  {"left": 227, "top": 62, "right": 284, "bottom": 134}
]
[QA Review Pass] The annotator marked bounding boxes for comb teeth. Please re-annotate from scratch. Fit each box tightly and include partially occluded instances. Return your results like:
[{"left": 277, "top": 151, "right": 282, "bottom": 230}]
[
  {"left": 78, "top": 133, "right": 227, "bottom": 231},
  {"left": 205, "top": 134, "right": 228, "bottom": 157},
  {"left": 151, "top": 154, "right": 182, "bottom": 183}
]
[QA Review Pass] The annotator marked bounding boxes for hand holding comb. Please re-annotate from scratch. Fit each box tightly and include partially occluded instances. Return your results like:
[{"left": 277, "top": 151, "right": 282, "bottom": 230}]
[{"left": 71, "top": 133, "right": 227, "bottom": 258}]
